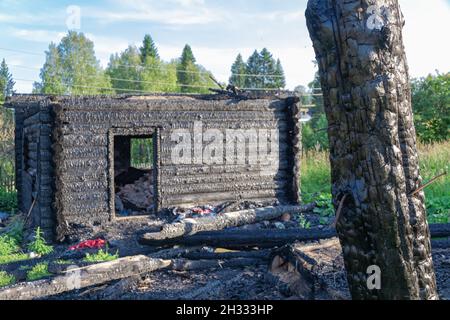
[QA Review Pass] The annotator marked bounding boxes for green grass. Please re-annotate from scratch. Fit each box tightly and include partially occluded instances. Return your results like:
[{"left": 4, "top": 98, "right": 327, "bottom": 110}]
[
  {"left": 0, "top": 232, "right": 28, "bottom": 265},
  {"left": 83, "top": 248, "right": 119, "bottom": 263},
  {"left": 301, "top": 140, "right": 450, "bottom": 224},
  {"left": 0, "top": 271, "right": 15, "bottom": 288},
  {"left": 0, "top": 234, "right": 20, "bottom": 256},
  {"left": 26, "top": 262, "right": 51, "bottom": 281}
]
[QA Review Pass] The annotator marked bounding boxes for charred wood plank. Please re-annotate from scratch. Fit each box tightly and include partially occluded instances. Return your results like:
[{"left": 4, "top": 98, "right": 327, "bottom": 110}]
[
  {"left": 170, "top": 257, "right": 266, "bottom": 271},
  {"left": 141, "top": 204, "right": 316, "bottom": 241},
  {"left": 140, "top": 225, "right": 450, "bottom": 249},
  {"left": 0, "top": 255, "right": 170, "bottom": 300},
  {"left": 140, "top": 227, "right": 336, "bottom": 248}
]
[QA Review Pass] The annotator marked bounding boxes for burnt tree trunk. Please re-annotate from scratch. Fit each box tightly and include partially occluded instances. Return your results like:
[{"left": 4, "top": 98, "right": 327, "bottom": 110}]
[{"left": 305, "top": 0, "right": 438, "bottom": 300}]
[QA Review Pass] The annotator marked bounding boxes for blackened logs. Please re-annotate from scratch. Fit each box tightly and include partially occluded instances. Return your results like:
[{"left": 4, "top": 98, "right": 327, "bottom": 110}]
[
  {"left": 140, "top": 227, "right": 337, "bottom": 248},
  {"left": 306, "top": 0, "right": 438, "bottom": 299},
  {"left": 140, "top": 225, "right": 450, "bottom": 249},
  {"left": 170, "top": 258, "right": 266, "bottom": 271},
  {"left": 148, "top": 247, "right": 271, "bottom": 260},
  {"left": 428, "top": 224, "right": 450, "bottom": 238},
  {"left": 141, "top": 204, "right": 316, "bottom": 241},
  {"left": 0, "top": 256, "right": 170, "bottom": 300}
]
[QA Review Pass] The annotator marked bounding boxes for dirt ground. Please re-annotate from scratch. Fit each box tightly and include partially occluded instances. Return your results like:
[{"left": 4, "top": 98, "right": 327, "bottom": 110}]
[
  {"left": 2, "top": 207, "right": 449, "bottom": 300},
  {"left": 49, "top": 242, "right": 449, "bottom": 301}
]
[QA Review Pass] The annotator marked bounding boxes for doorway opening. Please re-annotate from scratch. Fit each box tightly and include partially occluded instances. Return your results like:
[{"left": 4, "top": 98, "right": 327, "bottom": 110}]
[{"left": 113, "top": 134, "right": 156, "bottom": 218}]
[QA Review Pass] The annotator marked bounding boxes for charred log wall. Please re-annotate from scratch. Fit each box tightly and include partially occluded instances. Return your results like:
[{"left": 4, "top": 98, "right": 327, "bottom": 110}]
[
  {"left": 13, "top": 98, "right": 55, "bottom": 239},
  {"left": 49, "top": 96, "right": 301, "bottom": 240}
]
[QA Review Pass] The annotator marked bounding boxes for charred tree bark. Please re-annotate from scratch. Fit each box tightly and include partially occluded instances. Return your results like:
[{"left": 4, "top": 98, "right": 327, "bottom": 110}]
[{"left": 305, "top": 0, "right": 438, "bottom": 299}]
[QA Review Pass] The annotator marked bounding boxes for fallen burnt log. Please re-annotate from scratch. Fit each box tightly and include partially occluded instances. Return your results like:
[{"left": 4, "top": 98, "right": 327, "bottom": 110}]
[
  {"left": 140, "top": 224, "right": 450, "bottom": 249},
  {"left": 140, "top": 227, "right": 336, "bottom": 248},
  {"left": 141, "top": 203, "right": 316, "bottom": 241},
  {"left": 170, "top": 257, "right": 266, "bottom": 271},
  {"left": 148, "top": 247, "right": 270, "bottom": 260},
  {"left": 0, "top": 255, "right": 170, "bottom": 300},
  {"left": 429, "top": 223, "right": 450, "bottom": 238}
]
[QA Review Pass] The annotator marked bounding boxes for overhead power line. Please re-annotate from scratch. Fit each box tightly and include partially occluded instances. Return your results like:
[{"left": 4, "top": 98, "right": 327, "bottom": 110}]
[
  {"left": 0, "top": 46, "right": 287, "bottom": 79},
  {"left": 11, "top": 65, "right": 312, "bottom": 92}
]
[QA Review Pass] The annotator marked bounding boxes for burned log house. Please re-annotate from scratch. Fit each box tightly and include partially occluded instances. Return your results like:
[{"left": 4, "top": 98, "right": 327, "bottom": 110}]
[{"left": 6, "top": 94, "right": 302, "bottom": 241}]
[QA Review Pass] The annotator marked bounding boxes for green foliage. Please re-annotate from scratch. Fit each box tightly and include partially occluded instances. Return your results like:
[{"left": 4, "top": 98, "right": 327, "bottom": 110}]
[
  {"left": 140, "top": 34, "right": 159, "bottom": 62},
  {"left": 412, "top": 72, "right": 449, "bottom": 143},
  {"left": 0, "top": 217, "right": 28, "bottom": 265},
  {"left": 177, "top": 44, "right": 215, "bottom": 93},
  {"left": 0, "top": 271, "right": 15, "bottom": 288},
  {"left": 418, "top": 141, "right": 450, "bottom": 223},
  {"left": 230, "top": 49, "right": 286, "bottom": 90},
  {"left": 0, "top": 59, "right": 15, "bottom": 99},
  {"left": 274, "top": 59, "right": 286, "bottom": 89},
  {"left": 33, "top": 31, "right": 112, "bottom": 95},
  {"left": 0, "top": 234, "right": 20, "bottom": 256},
  {"left": 302, "top": 114, "right": 329, "bottom": 151},
  {"left": 3, "top": 214, "right": 24, "bottom": 244},
  {"left": 229, "top": 54, "right": 246, "bottom": 88},
  {"left": 311, "top": 193, "right": 334, "bottom": 218},
  {"left": 301, "top": 69, "right": 329, "bottom": 151},
  {"left": 26, "top": 262, "right": 51, "bottom": 281},
  {"left": 298, "top": 213, "right": 311, "bottom": 229},
  {"left": 107, "top": 46, "right": 143, "bottom": 93},
  {"left": 55, "top": 259, "right": 73, "bottom": 265},
  {"left": 27, "top": 227, "right": 53, "bottom": 256},
  {"left": 83, "top": 248, "right": 119, "bottom": 263},
  {"left": 0, "top": 189, "right": 17, "bottom": 212},
  {"left": 245, "top": 50, "right": 263, "bottom": 89},
  {"left": 0, "top": 253, "right": 29, "bottom": 265},
  {"left": 301, "top": 141, "right": 450, "bottom": 225},
  {"left": 141, "top": 58, "right": 178, "bottom": 93},
  {"left": 130, "top": 137, "right": 153, "bottom": 168}
]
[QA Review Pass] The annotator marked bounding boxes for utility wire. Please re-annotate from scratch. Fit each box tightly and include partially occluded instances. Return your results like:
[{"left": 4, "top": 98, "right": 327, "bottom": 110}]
[
  {"left": 2, "top": 47, "right": 324, "bottom": 93},
  {"left": 1, "top": 46, "right": 288, "bottom": 79},
  {"left": 12, "top": 65, "right": 323, "bottom": 93}
]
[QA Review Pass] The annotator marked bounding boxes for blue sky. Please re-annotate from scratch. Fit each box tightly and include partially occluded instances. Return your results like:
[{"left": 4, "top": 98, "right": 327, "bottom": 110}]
[{"left": 0, "top": 0, "right": 449, "bottom": 93}]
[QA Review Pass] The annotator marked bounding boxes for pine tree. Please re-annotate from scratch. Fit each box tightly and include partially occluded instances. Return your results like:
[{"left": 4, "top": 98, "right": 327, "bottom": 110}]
[
  {"left": 177, "top": 44, "right": 200, "bottom": 93},
  {"left": 140, "top": 34, "right": 159, "bottom": 62},
  {"left": 245, "top": 50, "right": 262, "bottom": 89},
  {"left": 229, "top": 54, "right": 246, "bottom": 88},
  {"left": 259, "top": 48, "right": 276, "bottom": 88},
  {"left": 34, "top": 31, "right": 112, "bottom": 95},
  {"left": 0, "top": 59, "right": 15, "bottom": 100},
  {"left": 274, "top": 59, "right": 286, "bottom": 89}
]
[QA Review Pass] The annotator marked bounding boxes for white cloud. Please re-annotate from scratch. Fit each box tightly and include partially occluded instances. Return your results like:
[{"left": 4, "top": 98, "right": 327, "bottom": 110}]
[
  {"left": 85, "top": 0, "right": 223, "bottom": 25},
  {"left": 10, "top": 28, "right": 66, "bottom": 43},
  {"left": 399, "top": 0, "right": 450, "bottom": 77}
]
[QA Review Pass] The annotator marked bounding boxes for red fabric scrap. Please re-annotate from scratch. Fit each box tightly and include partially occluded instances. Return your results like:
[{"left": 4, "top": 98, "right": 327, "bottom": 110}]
[
  {"left": 191, "top": 207, "right": 212, "bottom": 215},
  {"left": 69, "top": 239, "right": 106, "bottom": 251}
]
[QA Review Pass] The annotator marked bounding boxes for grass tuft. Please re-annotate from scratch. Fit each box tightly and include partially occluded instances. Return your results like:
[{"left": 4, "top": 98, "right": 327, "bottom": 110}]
[
  {"left": 0, "top": 271, "right": 15, "bottom": 288},
  {"left": 26, "top": 262, "right": 51, "bottom": 281},
  {"left": 83, "top": 248, "right": 119, "bottom": 263}
]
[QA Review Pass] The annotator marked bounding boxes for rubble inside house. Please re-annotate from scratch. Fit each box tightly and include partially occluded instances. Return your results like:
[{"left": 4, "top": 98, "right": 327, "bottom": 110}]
[{"left": 115, "top": 167, "right": 154, "bottom": 217}]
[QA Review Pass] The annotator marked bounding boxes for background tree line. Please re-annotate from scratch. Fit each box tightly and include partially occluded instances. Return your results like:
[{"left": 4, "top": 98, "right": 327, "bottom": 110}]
[
  {"left": 0, "top": 31, "right": 447, "bottom": 150},
  {"left": 0, "top": 59, "right": 16, "bottom": 196},
  {"left": 229, "top": 49, "right": 286, "bottom": 90},
  {"left": 301, "top": 68, "right": 449, "bottom": 151}
]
